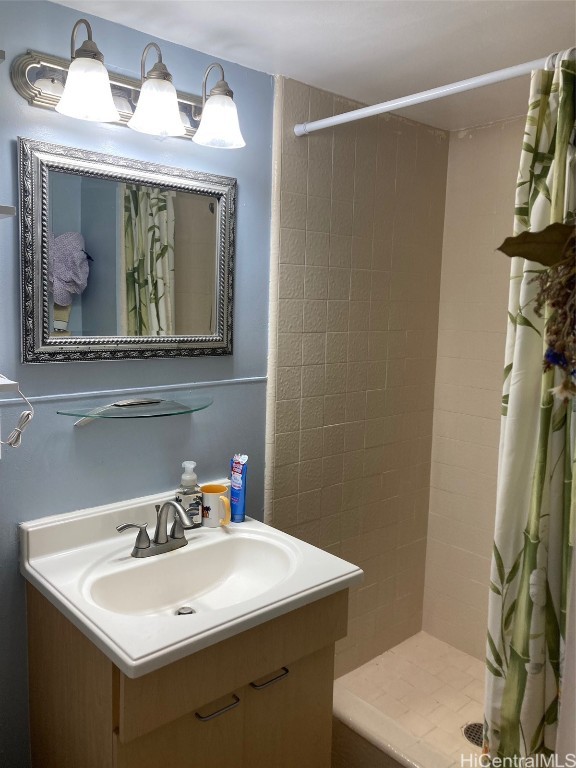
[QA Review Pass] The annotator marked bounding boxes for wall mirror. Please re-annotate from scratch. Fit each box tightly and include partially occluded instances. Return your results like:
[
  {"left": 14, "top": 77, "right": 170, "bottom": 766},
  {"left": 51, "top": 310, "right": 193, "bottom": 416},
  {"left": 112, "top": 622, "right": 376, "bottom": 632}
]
[{"left": 19, "top": 137, "right": 236, "bottom": 362}]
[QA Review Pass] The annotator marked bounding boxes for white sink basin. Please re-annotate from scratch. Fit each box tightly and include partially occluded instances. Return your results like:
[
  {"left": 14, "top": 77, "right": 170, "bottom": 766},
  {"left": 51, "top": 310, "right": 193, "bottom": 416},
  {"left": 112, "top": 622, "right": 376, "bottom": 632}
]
[
  {"left": 85, "top": 533, "right": 296, "bottom": 615},
  {"left": 20, "top": 490, "right": 363, "bottom": 678}
]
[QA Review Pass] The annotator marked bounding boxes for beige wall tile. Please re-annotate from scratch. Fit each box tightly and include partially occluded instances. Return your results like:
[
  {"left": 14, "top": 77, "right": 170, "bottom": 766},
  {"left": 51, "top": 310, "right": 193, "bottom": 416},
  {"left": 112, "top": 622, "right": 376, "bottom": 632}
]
[
  {"left": 330, "top": 235, "right": 352, "bottom": 267},
  {"left": 309, "top": 88, "right": 334, "bottom": 122},
  {"left": 276, "top": 366, "right": 302, "bottom": 401},
  {"left": 300, "top": 427, "right": 324, "bottom": 461},
  {"left": 322, "top": 457, "right": 345, "bottom": 489},
  {"left": 326, "top": 332, "right": 348, "bottom": 363},
  {"left": 305, "top": 230, "right": 330, "bottom": 266},
  {"left": 273, "top": 495, "right": 298, "bottom": 530},
  {"left": 331, "top": 198, "right": 354, "bottom": 236},
  {"left": 301, "top": 396, "right": 325, "bottom": 428},
  {"left": 423, "top": 116, "right": 525, "bottom": 659},
  {"left": 270, "top": 78, "right": 452, "bottom": 670},
  {"left": 343, "top": 450, "right": 365, "bottom": 482},
  {"left": 328, "top": 267, "right": 351, "bottom": 301},
  {"left": 275, "top": 399, "right": 300, "bottom": 434},
  {"left": 352, "top": 237, "right": 373, "bottom": 270},
  {"left": 325, "top": 362, "right": 348, "bottom": 394},
  {"left": 308, "top": 156, "right": 333, "bottom": 199},
  {"left": 346, "top": 360, "right": 368, "bottom": 393},
  {"left": 281, "top": 191, "right": 307, "bottom": 229},
  {"left": 274, "top": 462, "right": 300, "bottom": 500},
  {"left": 278, "top": 264, "right": 305, "bottom": 299},
  {"left": 299, "top": 458, "right": 324, "bottom": 493},
  {"left": 297, "top": 489, "right": 322, "bottom": 523},
  {"left": 275, "top": 431, "right": 300, "bottom": 466},
  {"left": 350, "top": 270, "right": 372, "bottom": 302},
  {"left": 321, "top": 481, "right": 344, "bottom": 514},
  {"left": 346, "top": 392, "right": 367, "bottom": 423},
  {"left": 302, "top": 332, "right": 326, "bottom": 365},
  {"left": 324, "top": 424, "right": 346, "bottom": 456},
  {"left": 319, "top": 514, "right": 342, "bottom": 547},
  {"left": 307, "top": 195, "right": 331, "bottom": 232},
  {"left": 304, "top": 265, "right": 328, "bottom": 299},
  {"left": 350, "top": 301, "right": 371, "bottom": 332},
  {"left": 276, "top": 332, "right": 303, "bottom": 367},
  {"left": 327, "top": 300, "right": 350, "bottom": 332},
  {"left": 280, "top": 227, "right": 305, "bottom": 265},
  {"left": 332, "top": 162, "right": 355, "bottom": 202},
  {"left": 278, "top": 298, "right": 303, "bottom": 333},
  {"left": 303, "top": 299, "right": 328, "bottom": 333},
  {"left": 281, "top": 79, "right": 310, "bottom": 159},
  {"left": 301, "top": 363, "right": 326, "bottom": 397},
  {"left": 324, "top": 393, "right": 347, "bottom": 425},
  {"left": 281, "top": 151, "right": 308, "bottom": 196}
]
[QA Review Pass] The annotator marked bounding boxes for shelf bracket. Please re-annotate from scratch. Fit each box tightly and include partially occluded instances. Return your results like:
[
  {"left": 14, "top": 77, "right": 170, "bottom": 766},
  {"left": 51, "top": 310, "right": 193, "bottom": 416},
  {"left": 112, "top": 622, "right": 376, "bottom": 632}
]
[{"left": 0, "top": 205, "right": 17, "bottom": 219}]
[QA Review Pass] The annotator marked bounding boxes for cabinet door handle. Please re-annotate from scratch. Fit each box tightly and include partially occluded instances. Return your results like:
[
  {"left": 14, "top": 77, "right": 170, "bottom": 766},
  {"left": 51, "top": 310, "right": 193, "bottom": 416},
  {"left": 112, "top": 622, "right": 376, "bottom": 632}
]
[
  {"left": 194, "top": 693, "right": 240, "bottom": 722},
  {"left": 249, "top": 666, "right": 290, "bottom": 690}
]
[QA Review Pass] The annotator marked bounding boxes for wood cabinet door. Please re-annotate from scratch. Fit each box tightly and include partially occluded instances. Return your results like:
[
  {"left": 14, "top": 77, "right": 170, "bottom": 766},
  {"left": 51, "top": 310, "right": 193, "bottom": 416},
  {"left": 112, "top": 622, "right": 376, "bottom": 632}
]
[
  {"left": 114, "top": 691, "right": 244, "bottom": 768},
  {"left": 242, "top": 645, "right": 335, "bottom": 768}
]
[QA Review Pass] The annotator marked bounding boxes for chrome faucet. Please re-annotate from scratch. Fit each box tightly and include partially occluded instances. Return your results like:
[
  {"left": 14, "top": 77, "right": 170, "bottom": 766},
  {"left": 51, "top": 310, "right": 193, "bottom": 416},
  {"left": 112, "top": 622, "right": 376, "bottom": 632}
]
[{"left": 117, "top": 499, "right": 201, "bottom": 558}]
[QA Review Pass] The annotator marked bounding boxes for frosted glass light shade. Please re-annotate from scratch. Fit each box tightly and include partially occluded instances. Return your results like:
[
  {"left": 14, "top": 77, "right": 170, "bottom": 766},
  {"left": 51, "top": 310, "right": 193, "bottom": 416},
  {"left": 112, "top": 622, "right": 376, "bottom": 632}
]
[
  {"left": 56, "top": 57, "right": 119, "bottom": 122},
  {"left": 179, "top": 108, "right": 191, "bottom": 128},
  {"left": 128, "top": 78, "right": 185, "bottom": 137},
  {"left": 193, "top": 94, "right": 245, "bottom": 149}
]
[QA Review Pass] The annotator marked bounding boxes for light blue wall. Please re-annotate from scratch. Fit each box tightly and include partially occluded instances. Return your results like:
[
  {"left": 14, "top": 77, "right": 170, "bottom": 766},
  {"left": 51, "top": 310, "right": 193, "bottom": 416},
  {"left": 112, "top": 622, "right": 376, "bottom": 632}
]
[
  {"left": 80, "top": 176, "right": 118, "bottom": 336},
  {"left": 0, "top": 3, "right": 273, "bottom": 765},
  {"left": 49, "top": 171, "right": 84, "bottom": 333}
]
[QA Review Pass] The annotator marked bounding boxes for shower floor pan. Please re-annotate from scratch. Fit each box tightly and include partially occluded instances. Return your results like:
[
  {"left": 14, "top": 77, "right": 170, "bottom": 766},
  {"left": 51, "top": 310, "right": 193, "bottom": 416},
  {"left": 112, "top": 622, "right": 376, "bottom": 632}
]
[{"left": 332, "top": 631, "right": 485, "bottom": 768}]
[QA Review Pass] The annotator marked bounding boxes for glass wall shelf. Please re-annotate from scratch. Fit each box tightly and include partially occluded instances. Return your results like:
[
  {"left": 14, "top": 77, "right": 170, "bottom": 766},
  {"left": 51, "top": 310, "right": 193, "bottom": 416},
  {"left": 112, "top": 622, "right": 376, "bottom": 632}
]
[{"left": 57, "top": 395, "right": 213, "bottom": 427}]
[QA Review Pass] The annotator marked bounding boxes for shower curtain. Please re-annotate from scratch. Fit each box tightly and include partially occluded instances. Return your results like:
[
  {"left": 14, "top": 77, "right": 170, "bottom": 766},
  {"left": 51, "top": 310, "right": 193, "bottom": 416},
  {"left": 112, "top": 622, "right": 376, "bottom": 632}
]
[
  {"left": 484, "top": 56, "right": 575, "bottom": 758},
  {"left": 122, "top": 184, "right": 176, "bottom": 336}
]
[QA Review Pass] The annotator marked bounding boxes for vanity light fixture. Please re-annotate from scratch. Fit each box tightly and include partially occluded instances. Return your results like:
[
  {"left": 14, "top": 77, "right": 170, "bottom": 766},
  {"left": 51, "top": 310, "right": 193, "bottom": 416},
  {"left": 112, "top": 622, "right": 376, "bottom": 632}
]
[
  {"left": 193, "top": 63, "right": 245, "bottom": 149},
  {"left": 128, "top": 42, "right": 185, "bottom": 137},
  {"left": 55, "top": 18, "right": 119, "bottom": 122}
]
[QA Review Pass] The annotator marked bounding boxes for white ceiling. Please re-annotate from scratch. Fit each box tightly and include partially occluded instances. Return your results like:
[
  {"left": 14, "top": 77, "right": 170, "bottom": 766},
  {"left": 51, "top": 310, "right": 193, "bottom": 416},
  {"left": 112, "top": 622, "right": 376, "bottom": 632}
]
[{"left": 53, "top": 0, "right": 576, "bottom": 130}]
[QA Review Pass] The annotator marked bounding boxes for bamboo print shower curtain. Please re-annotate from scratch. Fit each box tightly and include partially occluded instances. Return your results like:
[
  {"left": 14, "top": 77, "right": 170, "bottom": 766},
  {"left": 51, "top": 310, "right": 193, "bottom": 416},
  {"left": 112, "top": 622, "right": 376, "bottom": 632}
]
[
  {"left": 484, "top": 58, "right": 575, "bottom": 758},
  {"left": 123, "top": 185, "right": 176, "bottom": 336}
]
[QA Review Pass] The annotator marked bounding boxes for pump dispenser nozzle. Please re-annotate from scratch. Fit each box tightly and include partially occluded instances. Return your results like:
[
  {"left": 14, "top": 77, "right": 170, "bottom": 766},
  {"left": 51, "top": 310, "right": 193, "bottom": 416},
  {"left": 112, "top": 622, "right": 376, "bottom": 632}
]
[{"left": 181, "top": 461, "right": 198, "bottom": 492}]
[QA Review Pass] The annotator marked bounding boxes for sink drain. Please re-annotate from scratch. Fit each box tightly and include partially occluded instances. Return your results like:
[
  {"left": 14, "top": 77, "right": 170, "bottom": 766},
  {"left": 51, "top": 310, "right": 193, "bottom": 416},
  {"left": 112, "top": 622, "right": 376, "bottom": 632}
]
[
  {"left": 176, "top": 605, "right": 195, "bottom": 615},
  {"left": 463, "top": 722, "right": 484, "bottom": 747}
]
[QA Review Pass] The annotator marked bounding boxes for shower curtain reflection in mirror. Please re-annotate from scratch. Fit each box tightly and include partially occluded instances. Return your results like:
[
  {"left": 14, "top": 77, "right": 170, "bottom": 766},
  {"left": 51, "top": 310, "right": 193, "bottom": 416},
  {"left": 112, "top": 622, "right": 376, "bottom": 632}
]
[{"left": 121, "top": 184, "right": 176, "bottom": 337}]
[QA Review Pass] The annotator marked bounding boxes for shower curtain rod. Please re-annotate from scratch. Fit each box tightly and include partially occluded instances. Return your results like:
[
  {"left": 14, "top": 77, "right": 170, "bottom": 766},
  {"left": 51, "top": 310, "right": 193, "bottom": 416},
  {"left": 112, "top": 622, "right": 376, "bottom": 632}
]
[{"left": 293, "top": 55, "right": 555, "bottom": 136}]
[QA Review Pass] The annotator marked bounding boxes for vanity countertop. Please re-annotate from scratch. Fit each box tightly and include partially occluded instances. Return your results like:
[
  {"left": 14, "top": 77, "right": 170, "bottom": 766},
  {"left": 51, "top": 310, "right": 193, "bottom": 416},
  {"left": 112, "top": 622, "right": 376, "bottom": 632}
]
[{"left": 20, "top": 491, "right": 363, "bottom": 677}]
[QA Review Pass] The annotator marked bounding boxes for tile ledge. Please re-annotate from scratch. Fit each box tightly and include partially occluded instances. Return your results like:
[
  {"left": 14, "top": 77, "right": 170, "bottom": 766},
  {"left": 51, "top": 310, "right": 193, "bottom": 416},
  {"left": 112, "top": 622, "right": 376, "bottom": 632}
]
[{"left": 333, "top": 684, "right": 455, "bottom": 768}]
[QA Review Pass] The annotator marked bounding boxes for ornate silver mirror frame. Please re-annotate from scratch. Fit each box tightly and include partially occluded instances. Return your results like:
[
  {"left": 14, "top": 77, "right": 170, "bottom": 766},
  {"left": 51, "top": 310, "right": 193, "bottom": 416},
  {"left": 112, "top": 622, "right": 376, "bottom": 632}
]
[{"left": 19, "top": 137, "right": 236, "bottom": 362}]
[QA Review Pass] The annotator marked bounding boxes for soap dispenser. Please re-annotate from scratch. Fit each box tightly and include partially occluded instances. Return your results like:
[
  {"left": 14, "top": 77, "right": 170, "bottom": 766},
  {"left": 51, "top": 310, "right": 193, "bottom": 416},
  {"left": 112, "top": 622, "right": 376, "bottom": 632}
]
[{"left": 176, "top": 461, "right": 202, "bottom": 528}]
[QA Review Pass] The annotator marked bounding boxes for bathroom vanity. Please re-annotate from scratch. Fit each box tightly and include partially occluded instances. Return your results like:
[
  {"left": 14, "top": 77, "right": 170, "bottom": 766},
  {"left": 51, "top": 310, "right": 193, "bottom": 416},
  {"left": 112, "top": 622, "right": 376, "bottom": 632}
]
[{"left": 20, "top": 492, "right": 362, "bottom": 768}]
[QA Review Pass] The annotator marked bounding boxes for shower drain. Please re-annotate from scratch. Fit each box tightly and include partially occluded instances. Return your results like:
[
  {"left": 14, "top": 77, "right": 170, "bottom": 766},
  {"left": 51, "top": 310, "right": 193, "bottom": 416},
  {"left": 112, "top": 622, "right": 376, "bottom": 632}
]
[{"left": 463, "top": 722, "right": 484, "bottom": 747}]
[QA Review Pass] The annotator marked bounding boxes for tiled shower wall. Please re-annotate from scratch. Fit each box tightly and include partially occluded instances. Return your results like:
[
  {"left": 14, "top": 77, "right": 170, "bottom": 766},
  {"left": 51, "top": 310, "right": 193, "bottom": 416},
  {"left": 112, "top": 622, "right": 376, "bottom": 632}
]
[
  {"left": 266, "top": 77, "right": 449, "bottom": 675},
  {"left": 423, "top": 117, "right": 526, "bottom": 659}
]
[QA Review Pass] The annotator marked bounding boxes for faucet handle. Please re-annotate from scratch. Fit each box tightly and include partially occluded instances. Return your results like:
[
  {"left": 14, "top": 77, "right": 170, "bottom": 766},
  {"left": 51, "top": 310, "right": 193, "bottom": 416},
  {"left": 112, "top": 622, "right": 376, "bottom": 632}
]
[
  {"left": 170, "top": 516, "right": 185, "bottom": 540},
  {"left": 116, "top": 522, "right": 151, "bottom": 551}
]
